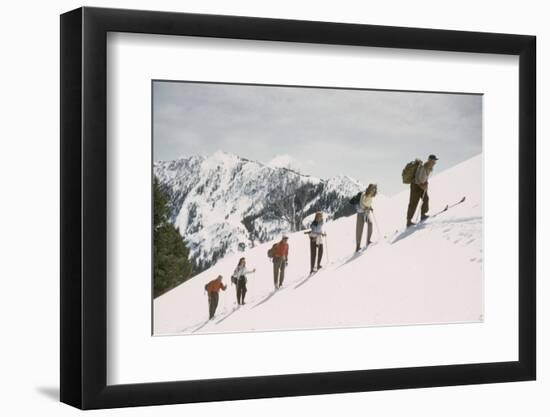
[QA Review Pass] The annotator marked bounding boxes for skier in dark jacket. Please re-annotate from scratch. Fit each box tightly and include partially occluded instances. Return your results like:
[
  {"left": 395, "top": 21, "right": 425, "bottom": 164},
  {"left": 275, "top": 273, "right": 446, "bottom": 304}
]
[
  {"left": 231, "top": 257, "right": 256, "bottom": 305},
  {"left": 406, "top": 154, "right": 438, "bottom": 227},
  {"left": 204, "top": 275, "right": 227, "bottom": 320},
  {"left": 308, "top": 212, "right": 326, "bottom": 273}
]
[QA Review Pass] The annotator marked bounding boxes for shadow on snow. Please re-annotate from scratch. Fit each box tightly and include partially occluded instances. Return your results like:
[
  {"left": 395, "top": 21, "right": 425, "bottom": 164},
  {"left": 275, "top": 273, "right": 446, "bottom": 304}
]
[
  {"left": 252, "top": 289, "right": 279, "bottom": 309},
  {"left": 336, "top": 247, "right": 372, "bottom": 269},
  {"left": 293, "top": 272, "right": 317, "bottom": 289},
  {"left": 391, "top": 223, "right": 428, "bottom": 245},
  {"left": 191, "top": 319, "right": 210, "bottom": 333},
  {"left": 215, "top": 305, "right": 241, "bottom": 325}
]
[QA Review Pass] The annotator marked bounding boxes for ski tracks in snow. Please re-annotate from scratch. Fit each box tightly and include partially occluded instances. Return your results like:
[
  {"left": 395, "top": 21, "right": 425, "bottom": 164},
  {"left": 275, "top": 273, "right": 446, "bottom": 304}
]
[
  {"left": 179, "top": 305, "right": 242, "bottom": 333},
  {"left": 190, "top": 256, "right": 356, "bottom": 333},
  {"left": 183, "top": 213, "right": 479, "bottom": 334}
]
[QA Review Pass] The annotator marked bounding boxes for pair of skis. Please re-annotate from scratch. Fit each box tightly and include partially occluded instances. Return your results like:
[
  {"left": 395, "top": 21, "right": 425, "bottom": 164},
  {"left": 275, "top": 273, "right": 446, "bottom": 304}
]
[
  {"left": 430, "top": 196, "right": 466, "bottom": 219},
  {"left": 385, "top": 196, "right": 467, "bottom": 240},
  {"left": 411, "top": 195, "right": 466, "bottom": 226}
]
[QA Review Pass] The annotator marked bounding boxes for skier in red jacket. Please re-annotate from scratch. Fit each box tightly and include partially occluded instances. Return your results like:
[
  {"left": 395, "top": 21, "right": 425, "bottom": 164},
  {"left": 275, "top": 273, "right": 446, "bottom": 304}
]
[
  {"left": 204, "top": 275, "right": 227, "bottom": 319},
  {"left": 272, "top": 236, "right": 289, "bottom": 289}
]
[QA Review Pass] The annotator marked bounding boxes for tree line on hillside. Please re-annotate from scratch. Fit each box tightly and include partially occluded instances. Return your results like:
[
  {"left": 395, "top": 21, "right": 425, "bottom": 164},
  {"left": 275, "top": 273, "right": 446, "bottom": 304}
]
[
  {"left": 154, "top": 178, "right": 193, "bottom": 298},
  {"left": 243, "top": 181, "right": 355, "bottom": 239}
]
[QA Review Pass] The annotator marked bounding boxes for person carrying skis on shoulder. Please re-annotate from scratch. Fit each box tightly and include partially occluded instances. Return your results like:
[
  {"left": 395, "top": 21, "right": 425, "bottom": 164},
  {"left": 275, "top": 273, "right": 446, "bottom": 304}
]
[
  {"left": 355, "top": 184, "right": 378, "bottom": 252},
  {"left": 204, "top": 275, "right": 227, "bottom": 320},
  {"left": 272, "top": 235, "right": 289, "bottom": 290},
  {"left": 406, "top": 154, "right": 438, "bottom": 227},
  {"left": 308, "top": 211, "right": 326, "bottom": 274},
  {"left": 231, "top": 257, "right": 256, "bottom": 305}
]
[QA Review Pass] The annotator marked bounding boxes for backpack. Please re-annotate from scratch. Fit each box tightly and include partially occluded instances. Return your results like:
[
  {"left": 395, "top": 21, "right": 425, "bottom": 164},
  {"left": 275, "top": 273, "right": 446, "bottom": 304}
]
[
  {"left": 402, "top": 159, "right": 422, "bottom": 184},
  {"left": 349, "top": 192, "right": 362, "bottom": 205},
  {"left": 267, "top": 243, "right": 278, "bottom": 258}
]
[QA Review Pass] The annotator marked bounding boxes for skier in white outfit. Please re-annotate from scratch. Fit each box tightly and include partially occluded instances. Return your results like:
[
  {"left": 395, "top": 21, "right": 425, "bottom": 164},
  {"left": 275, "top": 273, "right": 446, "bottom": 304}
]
[{"left": 231, "top": 257, "right": 256, "bottom": 305}]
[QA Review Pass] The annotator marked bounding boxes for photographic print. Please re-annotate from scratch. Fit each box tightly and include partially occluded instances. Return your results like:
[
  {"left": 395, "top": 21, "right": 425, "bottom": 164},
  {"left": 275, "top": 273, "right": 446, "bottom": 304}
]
[{"left": 152, "top": 81, "right": 483, "bottom": 336}]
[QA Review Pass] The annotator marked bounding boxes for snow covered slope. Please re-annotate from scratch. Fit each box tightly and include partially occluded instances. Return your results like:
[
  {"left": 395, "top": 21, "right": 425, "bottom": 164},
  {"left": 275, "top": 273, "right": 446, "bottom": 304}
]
[
  {"left": 154, "top": 154, "right": 483, "bottom": 335},
  {"left": 154, "top": 151, "right": 365, "bottom": 270}
]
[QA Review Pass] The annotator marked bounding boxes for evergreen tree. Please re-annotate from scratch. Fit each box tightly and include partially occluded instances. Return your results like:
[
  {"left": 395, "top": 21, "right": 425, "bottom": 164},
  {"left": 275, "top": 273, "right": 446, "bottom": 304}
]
[{"left": 154, "top": 177, "right": 193, "bottom": 298}]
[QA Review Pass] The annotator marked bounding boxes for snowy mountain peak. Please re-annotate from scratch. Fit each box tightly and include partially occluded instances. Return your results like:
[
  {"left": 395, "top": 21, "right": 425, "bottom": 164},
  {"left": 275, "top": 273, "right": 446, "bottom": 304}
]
[
  {"left": 205, "top": 150, "right": 241, "bottom": 166},
  {"left": 154, "top": 153, "right": 365, "bottom": 273},
  {"left": 324, "top": 174, "right": 363, "bottom": 193}
]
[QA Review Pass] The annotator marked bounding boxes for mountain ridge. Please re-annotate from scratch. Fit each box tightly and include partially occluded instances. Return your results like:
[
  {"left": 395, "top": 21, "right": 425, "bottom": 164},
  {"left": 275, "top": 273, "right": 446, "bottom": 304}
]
[{"left": 154, "top": 151, "right": 366, "bottom": 273}]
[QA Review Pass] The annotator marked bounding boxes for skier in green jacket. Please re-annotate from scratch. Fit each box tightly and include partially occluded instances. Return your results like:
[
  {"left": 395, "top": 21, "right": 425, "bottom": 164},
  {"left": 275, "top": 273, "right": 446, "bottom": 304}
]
[{"left": 407, "top": 154, "right": 438, "bottom": 227}]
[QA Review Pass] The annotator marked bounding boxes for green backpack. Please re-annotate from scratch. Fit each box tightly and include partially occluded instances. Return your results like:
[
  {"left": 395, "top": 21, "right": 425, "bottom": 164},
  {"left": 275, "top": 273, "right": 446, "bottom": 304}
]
[
  {"left": 402, "top": 159, "right": 422, "bottom": 184},
  {"left": 349, "top": 192, "right": 362, "bottom": 206}
]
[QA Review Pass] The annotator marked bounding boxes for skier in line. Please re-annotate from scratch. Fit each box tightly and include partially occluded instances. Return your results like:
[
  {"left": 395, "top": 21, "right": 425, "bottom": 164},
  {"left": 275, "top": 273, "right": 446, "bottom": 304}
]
[
  {"left": 231, "top": 257, "right": 256, "bottom": 305},
  {"left": 406, "top": 154, "right": 438, "bottom": 227},
  {"left": 355, "top": 184, "right": 378, "bottom": 252},
  {"left": 308, "top": 211, "right": 326, "bottom": 274},
  {"left": 204, "top": 275, "right": 227, "bottom": 320},
  {"left": 272, "top": 235, "right": 289, "bottom": 290}
]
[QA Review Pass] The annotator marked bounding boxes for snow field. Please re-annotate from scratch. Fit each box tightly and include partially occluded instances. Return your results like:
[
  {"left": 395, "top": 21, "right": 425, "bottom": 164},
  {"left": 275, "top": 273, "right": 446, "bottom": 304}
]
[{"left": 154, "top": 155, "right": 483, "bottom": 335}]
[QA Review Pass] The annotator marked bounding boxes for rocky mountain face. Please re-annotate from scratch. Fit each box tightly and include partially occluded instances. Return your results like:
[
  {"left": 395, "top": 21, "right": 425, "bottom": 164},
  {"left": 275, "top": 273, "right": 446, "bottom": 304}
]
[{"left": 154, "top": 151, "right": 364, "bottom": 273}]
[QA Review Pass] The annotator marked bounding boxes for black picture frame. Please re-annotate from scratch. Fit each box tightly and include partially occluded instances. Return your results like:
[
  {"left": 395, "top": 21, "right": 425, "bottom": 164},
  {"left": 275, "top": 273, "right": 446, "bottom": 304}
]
[{"left": 60, "top": 6, "right": 536, "bottom": 410}]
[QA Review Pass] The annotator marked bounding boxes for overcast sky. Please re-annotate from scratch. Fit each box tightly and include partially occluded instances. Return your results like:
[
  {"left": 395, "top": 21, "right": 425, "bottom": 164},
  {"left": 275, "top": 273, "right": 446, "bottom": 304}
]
[{"left": 153, "top": 81, "right": 482, "bottom": 196}]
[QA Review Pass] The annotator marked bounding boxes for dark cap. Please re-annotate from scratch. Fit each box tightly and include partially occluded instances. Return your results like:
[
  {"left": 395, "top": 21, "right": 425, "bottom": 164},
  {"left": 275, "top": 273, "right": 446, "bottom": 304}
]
[{"left": 428, "top": 154, "right": 439, "bottom": 161}]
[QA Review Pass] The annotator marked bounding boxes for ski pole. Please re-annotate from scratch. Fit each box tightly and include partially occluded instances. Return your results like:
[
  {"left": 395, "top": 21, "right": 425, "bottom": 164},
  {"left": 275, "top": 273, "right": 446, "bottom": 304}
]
[{"left": 372, "top": 211, "right": 383, "bottom": 242}]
